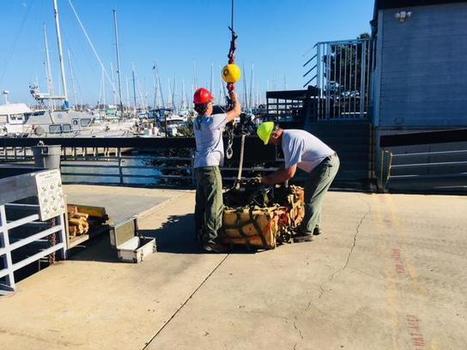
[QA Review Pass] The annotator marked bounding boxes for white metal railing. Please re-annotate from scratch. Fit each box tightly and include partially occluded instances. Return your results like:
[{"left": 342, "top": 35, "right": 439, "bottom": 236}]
[
  {"left": 303, "top": 38, "right": 374, "bottom": 120},
  {"left": 0, "top": 146, "right": 279, "bottom": 187},
  {"left": 0, "top": 170, "right": 67, "bottom": 295},
  {"left": 379, "top": 147, "right": 467, "bottom": 193}
]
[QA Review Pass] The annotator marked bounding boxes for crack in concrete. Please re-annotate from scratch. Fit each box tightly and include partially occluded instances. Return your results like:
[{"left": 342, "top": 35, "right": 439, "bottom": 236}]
[
  {"left": 329, "top": 198, "right": 372, "bottom": 281},
  {"left": 292, "top": 318, "right": 304, "bottom": 350},
  {"left": 315, "top": 197, "right": 372, "bottom": 301},
  {"left": 318, "top": 285, "right": 326, "bottom": 299},
  {"left": 293, "top": 320, "right": 304, "bottom": 340},
  {"left": 141, "top": 254, "right": 230, "bottom": 350}
]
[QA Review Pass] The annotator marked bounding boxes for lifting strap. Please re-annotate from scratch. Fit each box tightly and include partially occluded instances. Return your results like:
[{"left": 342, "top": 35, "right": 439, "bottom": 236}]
[{"left": 235, "top": 134, "right": 246, "bottom": 188}]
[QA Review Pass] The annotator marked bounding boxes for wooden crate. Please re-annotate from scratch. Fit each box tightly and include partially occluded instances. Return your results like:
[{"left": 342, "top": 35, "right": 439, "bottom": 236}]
[{"left": 222, "top": 186, "right": 305, "bottom": 250}]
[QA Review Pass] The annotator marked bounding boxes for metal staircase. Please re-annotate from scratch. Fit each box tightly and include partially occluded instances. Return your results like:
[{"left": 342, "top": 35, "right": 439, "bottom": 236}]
[
  {"left": 303, "top": 38, "right": 374, "bottom": 121},
  {"left": 300, "top": 38, "right": 376, "bottom": 189}
]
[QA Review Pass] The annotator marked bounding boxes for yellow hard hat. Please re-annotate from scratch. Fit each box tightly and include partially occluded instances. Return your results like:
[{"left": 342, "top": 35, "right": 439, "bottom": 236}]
[
  {"left": 222, "top": 64, "right": 241, "bottom": 83},
  {"left": 257, "top": 122, "right": 275, "bottom": 145}
]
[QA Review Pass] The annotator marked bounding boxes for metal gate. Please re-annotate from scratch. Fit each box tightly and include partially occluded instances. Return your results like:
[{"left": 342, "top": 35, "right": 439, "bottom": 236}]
[{"left": 303, "top": 38, "right": 374, "bottom": 120}]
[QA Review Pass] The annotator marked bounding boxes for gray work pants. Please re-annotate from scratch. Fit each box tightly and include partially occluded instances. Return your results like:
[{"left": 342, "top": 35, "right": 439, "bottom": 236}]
[
  {"left": 301, "top": 154, "right": 340, "bottom": 234},
  {"left": 194, "top": 166, "right": 224, "bottom": 243}
]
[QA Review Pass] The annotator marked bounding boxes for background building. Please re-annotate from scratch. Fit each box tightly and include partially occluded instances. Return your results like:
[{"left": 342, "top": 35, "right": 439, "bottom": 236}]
[
  {"left": 372, "top": 0, "right": 467, "bottom": 129},
  {"left": 272, "top": 0, "right": 467, "bottom": 192}
]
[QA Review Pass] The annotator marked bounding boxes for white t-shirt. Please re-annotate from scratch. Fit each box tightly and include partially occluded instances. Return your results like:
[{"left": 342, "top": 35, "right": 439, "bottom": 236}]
[
  {"left": 282, "top": 129, "right": 335, "bottom": 173},
  {"left": 193, "top": 113, "right": 228, "bottom": 168}
]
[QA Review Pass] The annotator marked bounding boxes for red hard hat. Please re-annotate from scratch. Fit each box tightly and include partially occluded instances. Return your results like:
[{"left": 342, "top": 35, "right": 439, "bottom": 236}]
[{"left": 193, "top": 88, "right": 214, "bottom": 104}]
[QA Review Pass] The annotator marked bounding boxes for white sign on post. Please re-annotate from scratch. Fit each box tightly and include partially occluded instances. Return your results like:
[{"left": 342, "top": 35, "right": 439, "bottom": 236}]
[{"left": 34, "top": 170, "right": 65, "bottom": 221}]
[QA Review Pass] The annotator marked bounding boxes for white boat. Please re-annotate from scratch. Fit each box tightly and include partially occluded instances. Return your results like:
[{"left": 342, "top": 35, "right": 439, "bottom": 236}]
[
  {"left": 164, "top": 114, "right": 187, "bottom": 137},
  {"left": 23, "top": 108, "right": 93, "bottom": 137},
  {"left": 0, "top": 103, "right": 32, "bottom": 136}
]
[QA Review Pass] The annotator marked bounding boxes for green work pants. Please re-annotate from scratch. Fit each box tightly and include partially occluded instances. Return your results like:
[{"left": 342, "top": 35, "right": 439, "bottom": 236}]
[
  {"left": 194, "top": 166, "right": 224, "bottom": 243},
  {"left": 302, "top": 154, "right": 340, "bottom": 234}
]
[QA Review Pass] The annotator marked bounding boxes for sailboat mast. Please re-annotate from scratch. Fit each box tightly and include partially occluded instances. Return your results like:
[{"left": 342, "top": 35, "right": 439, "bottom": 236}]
[
  {"left": 132, "top": 66, "right": 137, "bottom": 113},
  {"left": 102, "top": 68, "right": 106, "bottom": 106},
  {"left": 110, "top": 62, "right": 117, "bottom": 105},
  {"left": 125, "top": 75, "right": 130, "bottom": 107},
  {"left": 193, "top": 61, "right": 197, "bottom": 90},
  {"left": 172, "top": 77, "right": 176, "bottom": 113},
  {"left": 152, "top": 65, "right": 158, "bottom": 109},
  {"left": 52, "top": 0, "right": 68, "bottom": 104},
  {"left": 43, "top": 23, "right": 55, "bottom": 110},
  {"left": 157, "top": 69, "right": 165, "bottom": 108},
  {"left": 67, "top": 49, "right": 78, "bottom": 108},
  {"left": 181, "top": 79, "right": 185, "bottom": 110},
  {"left": 210, "top": 64, "right": 213, "bottom": 92},
  {"left": 249, "top": 64, "right": 254, "bottom": 109},
  {"left": 113, "top": 9, "right": 124, "bottom": 116},
  {"left": 242, "top": 63, "right": 248, "bottom": 110}
]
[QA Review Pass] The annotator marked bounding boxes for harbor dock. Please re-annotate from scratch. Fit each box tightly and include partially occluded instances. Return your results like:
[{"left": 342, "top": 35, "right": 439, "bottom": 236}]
[
  {"left": 0, "top": 185, "right": 465, "bottom": 350},
  {"left": 1, "top": 0, "right": 467, "bottom": 348}
]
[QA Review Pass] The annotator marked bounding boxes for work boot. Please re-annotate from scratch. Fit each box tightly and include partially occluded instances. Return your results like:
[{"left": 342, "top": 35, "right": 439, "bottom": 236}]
[
  {"left": 313, "top": 227, "right": 322, "bottom": 236},
  {"left": 203, "top": 241, "right": 228, "bottom": 253},
  {"left": 293, "top": 232, "right": 313, "bottom": 243}
]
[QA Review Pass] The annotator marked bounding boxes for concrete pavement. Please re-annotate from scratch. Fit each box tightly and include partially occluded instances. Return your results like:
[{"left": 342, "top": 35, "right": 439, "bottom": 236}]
[{"left": 0, "top": 186, "right": 465, "bottom": 350}]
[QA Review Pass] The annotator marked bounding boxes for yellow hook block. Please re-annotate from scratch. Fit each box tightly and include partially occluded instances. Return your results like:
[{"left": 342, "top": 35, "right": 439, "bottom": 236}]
[{"left": 222, "top": 64, "right": 242, "bottom": 83}]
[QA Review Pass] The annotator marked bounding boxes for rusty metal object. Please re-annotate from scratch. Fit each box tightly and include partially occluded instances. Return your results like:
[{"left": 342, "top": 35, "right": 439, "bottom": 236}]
[
  {"left": 48, "top": 218, "right": 57, "bottom": 264},
  {"left": 222, "top": 183, "right": 305, "bottom": 250}
]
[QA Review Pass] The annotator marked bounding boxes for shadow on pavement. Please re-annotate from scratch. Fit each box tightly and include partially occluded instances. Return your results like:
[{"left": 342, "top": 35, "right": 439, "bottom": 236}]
[
  {"left": 68, "top": 234, "right": 120, "bottom": 263},
  {"left": 139, "top": 214, "right": 201, "bottom": 254},
  {"left": 69, "top": 214, "right": 259, "bottom": 260},
  {"left": 140, "top": 214, "right": 258, "bottom": 255}
]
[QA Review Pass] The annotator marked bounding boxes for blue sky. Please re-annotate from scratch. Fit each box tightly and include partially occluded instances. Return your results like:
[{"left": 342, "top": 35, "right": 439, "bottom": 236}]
[{"left": 0, "top": 0, "right": 373, "bottom": 105}]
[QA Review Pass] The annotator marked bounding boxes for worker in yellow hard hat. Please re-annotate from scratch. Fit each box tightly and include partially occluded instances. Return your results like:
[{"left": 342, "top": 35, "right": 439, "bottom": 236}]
[{"left": 256, "top": 122, "right": 340, "bottom": 242}]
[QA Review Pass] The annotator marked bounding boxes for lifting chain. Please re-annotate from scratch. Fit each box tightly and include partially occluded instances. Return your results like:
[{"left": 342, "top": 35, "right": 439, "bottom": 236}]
[
  {"left": 226, "top": 126, "right": 234, "bottom": 159},
  {"left": 225, "top": 0, "right": 237, "bottom": 160}
]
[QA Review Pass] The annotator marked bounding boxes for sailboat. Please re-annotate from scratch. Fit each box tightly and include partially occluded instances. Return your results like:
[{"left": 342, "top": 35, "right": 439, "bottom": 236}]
[
  {"left": 20, "top": 0, "right": 95, "bottom": 136},
  {"left": 23, "top": 1, "right": 140, "bottom": 138}
]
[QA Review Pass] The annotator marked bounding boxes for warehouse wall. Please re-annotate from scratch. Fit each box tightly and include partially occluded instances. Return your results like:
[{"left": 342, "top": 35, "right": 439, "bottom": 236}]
[{"left": 373, "top": 2, "right": 467, "bottom": 128}]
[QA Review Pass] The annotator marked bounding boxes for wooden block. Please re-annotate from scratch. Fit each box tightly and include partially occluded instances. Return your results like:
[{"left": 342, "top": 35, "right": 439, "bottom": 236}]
[
  {"left": 67, "top": 205, "right": 78, "bottom": 215},
  {"left": 68, "top": 204, "right": 107, "bottom": 219},
  {"left": 68, "top": 226, "right": 78, "bottom": 236},
  {"left": 69, "top": 218, "right": 83, "bottom": 226},
  {"left": 74, "top": 212, "right": 89, "bottom": 219}
]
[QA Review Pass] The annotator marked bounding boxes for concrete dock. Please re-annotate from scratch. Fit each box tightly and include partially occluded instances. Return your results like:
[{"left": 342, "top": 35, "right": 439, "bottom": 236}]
[{"left": 0, "top": 185, "right": 466, "bottom": 349}]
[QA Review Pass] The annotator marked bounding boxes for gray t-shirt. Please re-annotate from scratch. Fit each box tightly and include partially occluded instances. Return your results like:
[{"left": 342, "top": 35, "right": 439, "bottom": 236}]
[
  {"left": 193, "top": 113, "right": 228, "bottom": 168},
  {"left": 282, "top": 129, "right": 335, "bottom": 173}
]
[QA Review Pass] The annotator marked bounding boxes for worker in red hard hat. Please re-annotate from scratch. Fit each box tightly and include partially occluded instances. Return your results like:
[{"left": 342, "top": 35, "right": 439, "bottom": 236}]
[{"left": 193, "top": 87, "right": 241, "bottom": 253}]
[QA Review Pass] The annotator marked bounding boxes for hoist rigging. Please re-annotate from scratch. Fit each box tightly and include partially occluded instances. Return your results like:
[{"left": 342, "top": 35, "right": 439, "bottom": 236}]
[{"left": 223, "top": 0, "right": 242, "bottom": 160}]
